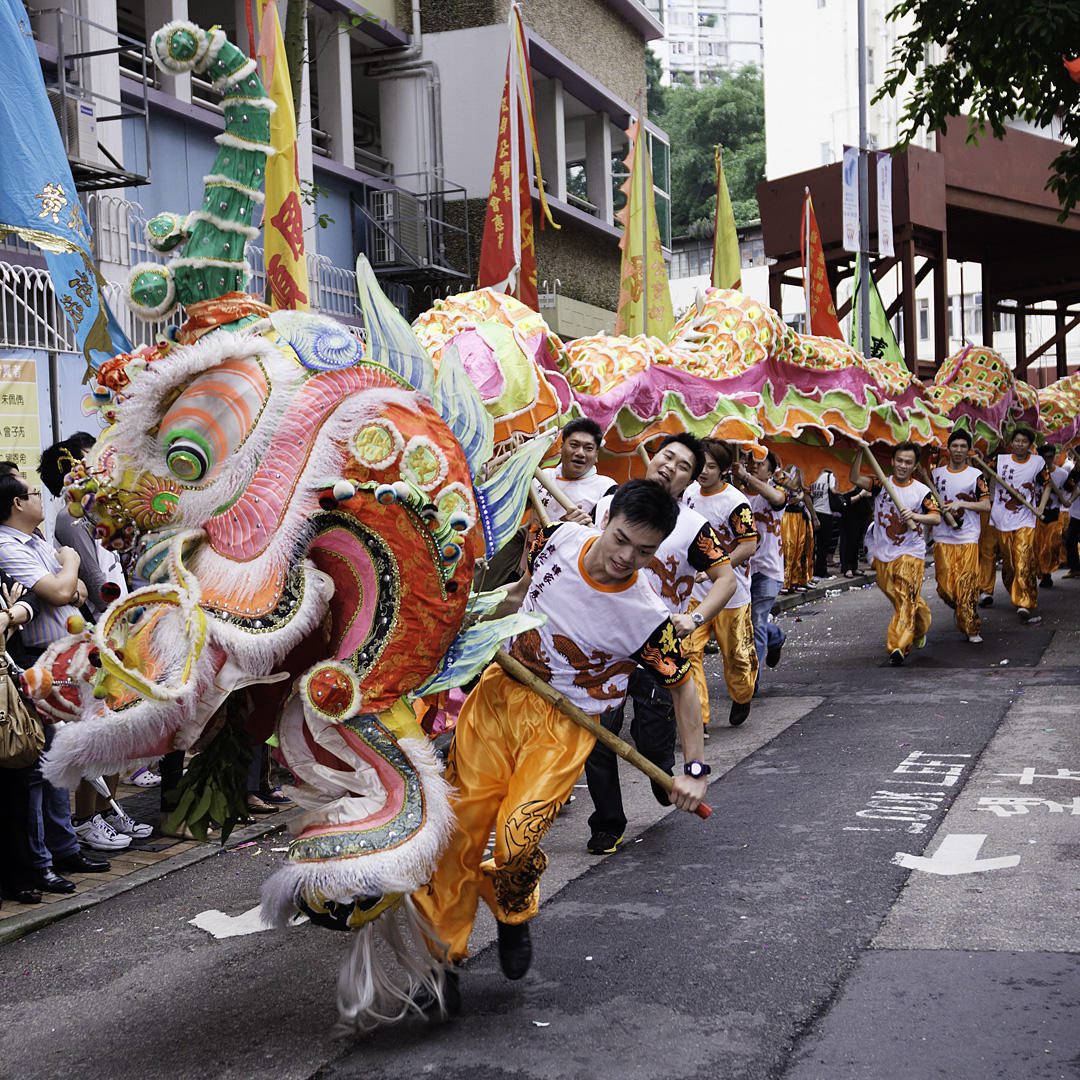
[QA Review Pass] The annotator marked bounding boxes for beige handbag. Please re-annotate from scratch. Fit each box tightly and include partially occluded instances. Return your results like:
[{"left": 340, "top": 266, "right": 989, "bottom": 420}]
[{"left": 0, "top": 655, "right": 45, "bottom": 768}]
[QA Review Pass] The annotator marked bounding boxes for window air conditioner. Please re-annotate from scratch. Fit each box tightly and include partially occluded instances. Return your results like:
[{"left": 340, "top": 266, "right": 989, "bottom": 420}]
[{"left": 47, "top": 90, "right": 104, "bottom": 167}]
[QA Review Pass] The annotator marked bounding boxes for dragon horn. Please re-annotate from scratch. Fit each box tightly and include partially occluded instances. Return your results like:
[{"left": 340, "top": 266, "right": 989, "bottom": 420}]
[{"left": 125, "top": 21, "right": 273, "bottom": 320}]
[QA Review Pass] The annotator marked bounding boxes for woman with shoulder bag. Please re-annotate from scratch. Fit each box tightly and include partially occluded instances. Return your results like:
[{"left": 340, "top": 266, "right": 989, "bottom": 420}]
[{"left": 0, "top": 577, "right": 45, "bottom": 904}]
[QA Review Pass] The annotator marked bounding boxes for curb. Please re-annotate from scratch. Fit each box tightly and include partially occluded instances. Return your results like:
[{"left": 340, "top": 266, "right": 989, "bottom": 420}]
[
  {"left": 0, "top": 806, "right": 306, "bottom": 945},
  {"left": 772, "top": 569, "right": 876, "bottom": 613}
]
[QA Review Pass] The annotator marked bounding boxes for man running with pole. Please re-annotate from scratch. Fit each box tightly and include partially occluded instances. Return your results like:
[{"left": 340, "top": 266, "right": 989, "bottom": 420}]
[
  {"left": 974, "top": 425, "right": 1051, "bottom": 623},
  {"left": 929, "top": 429, "right": 991, "bottom": 643},
  {"left": 413, "top": 479, "right": 711, "bottom": 1003},
  {"left": 848, "top": 438, "right": 941, "bottom": 664}
]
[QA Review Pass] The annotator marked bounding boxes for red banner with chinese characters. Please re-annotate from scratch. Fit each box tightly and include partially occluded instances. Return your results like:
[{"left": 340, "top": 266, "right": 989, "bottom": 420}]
[
  {"left": 476, "top": 4, "right": 556, "bottom": 311},
  {"left": 801, "top": 190, "right": 842, "bottom": 339},
  {"left": 478, "top": 69, "right": 537, "bottom": 309}
]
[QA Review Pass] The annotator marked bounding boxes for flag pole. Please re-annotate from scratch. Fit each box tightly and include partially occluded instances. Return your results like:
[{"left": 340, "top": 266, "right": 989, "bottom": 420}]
[
  {"left": 803, "top": 187, "right": 812, "bottom": 331},
  {"left": 856, "top": 0, "right": 870, "bottom": 356},
  {"left": 640, "top": 92, "right": 649, "bottom": 334}
]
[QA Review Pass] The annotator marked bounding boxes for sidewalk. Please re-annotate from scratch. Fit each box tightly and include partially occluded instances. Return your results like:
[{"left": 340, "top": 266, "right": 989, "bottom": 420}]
[
  {"left": 772, "top": 563, "right": 877, "bottom": 613},
  {"left": 0, "top": 776, "right": 301, "bottom": 945}
]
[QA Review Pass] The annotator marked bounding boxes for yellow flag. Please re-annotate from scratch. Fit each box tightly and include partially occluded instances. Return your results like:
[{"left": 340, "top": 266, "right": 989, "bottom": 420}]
[
  {"left": 711, "top": 147, "right": 741, "bottom": 290},
  {"left": 257, "top": 0, "right": 310, "bottom": 310},
  {"left": 615, "top": 120, "right": 674, "bottom": 338}
]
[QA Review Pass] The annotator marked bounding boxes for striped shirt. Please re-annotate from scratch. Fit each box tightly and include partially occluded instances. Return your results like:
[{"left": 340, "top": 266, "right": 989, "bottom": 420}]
[{"left": 0, "top": 525, "right": 80, "bottom": 649}]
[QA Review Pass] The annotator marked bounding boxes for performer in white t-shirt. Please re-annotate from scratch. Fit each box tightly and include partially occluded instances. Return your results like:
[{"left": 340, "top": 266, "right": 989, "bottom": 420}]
[
  {"left": 734, "top": 448, "right": 788, "bottom": 682},
  {"left": 532, "top": 417, "right": 615, "bottom": 528},
  {"left": 850, "top": 439, "right": 941, "bottom": 664},
  {"left": 977, "top": 426, "right": 1051, "bottom": 622},
  {"left": 1034, "top": 443, "right": 1070, "bottom": 588},
  {"left": 683, "top": 439, "right": 759, "bottom": 729},
  {"left": 930, "top": 429, "right": 991, "bottom": 643},
  {"left": 1063, "top": 453, "right": 1080, "bottom": 578},
  {"left": 587, "top": 434, "right": 734, "bottom": 855}
]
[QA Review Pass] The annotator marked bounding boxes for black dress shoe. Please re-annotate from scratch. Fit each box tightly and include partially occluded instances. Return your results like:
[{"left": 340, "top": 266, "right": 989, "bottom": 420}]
[
  {"left": 54, "top": 851, "right": 110, "bottom": 874},
  {"left": 496, "top": 920, "right": 532, "bottom": 980},
  {"left": 35, "top": 869, "right": 76, "bottom": 894},
  {"left": 2, "top": 887, "right": 43, "bottom": 904},
  {"left": 729, "top": 700, "right": 752, "bottom": 726}
]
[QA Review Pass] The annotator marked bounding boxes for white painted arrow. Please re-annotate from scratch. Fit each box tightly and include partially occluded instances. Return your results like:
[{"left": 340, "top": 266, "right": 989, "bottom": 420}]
[
  {"left": 189, "top": 904, "right": 307, "bottom": 939},
  {"left": 892, "top": 833, "right": 1020, "bottom": 876}
]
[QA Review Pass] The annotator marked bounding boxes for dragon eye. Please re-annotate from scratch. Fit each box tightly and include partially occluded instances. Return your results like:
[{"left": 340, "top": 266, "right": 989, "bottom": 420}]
[
  {"left": 166, "top": 438, "right": 209, "bottom": 482},
  {"left": 157, "top": 358, "right": 269, "bottom": 485}
]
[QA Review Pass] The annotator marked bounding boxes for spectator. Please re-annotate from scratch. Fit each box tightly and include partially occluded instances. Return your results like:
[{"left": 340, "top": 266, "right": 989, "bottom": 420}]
[{"left": 0, "top": 467, "right": 111, "bottom": 891}]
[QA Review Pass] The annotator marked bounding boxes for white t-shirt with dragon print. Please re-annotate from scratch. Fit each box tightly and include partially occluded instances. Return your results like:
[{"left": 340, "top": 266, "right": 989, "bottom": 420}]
[{"left": 507, "top": 522, "right": 691, "bottom": 715}]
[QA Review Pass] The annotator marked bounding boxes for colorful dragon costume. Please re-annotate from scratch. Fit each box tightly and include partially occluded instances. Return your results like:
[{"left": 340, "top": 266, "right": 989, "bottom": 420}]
[{"left": 35, "top": 21, "right": 547, "bottom": 1032}]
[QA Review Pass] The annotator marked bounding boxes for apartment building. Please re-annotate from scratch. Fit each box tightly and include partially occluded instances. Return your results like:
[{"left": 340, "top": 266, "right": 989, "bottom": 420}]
[{"left": 648, "top": 0, "right": 762, "bottom": 88}]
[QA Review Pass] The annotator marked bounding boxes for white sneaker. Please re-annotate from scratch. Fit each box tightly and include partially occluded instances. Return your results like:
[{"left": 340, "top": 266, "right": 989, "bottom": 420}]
[
  {"left": 967, "top": 634, "right": 983, "bottom": 643},
  {"left": 104, "top": 808, "right": 153, "bottom": 839},
  {"left": 75, "top": 813, "right": 132, "bottom": 851}
]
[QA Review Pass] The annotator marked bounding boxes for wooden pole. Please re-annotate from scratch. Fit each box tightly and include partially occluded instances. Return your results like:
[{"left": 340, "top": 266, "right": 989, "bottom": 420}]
[
  {"left": 970, "top": 456, "right": 1042, "bottom": 520},
  {"left": 533, "top": 467, "right": 578, "bottom": 516},
  {"left": 494, "top": 649, "right": 711, "bottom": 820},
  {"left": 847, "top": 440, "right": 918, "bottom": 531},
  {"left": 528, "top": 482, "right": 552, "bottom": 528},
  {"left": 636, "top": 442, "right": 651, "bottom": 468},
  {"left": 915, "top": 462, "right": 958, "bottom": 529}
]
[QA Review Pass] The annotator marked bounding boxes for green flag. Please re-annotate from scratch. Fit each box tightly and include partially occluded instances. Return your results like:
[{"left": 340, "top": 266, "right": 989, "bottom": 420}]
[{"left": 850, "top": 255, "right": 905, "bottom": 367}]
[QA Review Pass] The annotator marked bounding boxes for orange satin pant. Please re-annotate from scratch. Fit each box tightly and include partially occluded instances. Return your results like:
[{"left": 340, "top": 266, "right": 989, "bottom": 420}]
[
  {"left": 998, "top": 526, "right": 1039, "bottom": 610},
  {"left": 873, "top": 554, "right": 931, "bottom": 656},
  {"left": 933, "top": 542, "right": 980, "bottom": 637},
  {"left": 781, "top": 512, "right": 813, "bottom": 589},
  {"left": 685, "top": 600, "right": 758, "bottom": 725},
  {"left": 978, "top": 520, "right": 1002, "bottom": 598},
  {"left": 412, "top": 664, "right": 596, "bottom": 963},
  {"left": 1034, "top": 516, "right": 1066, "bottom": 577}
]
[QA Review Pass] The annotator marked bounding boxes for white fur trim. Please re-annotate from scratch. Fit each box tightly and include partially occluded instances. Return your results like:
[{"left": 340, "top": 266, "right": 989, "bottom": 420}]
[
  {"left": 216, "top": 132, "right": 275, "bottom": 155},
  {"left": 332, "top": 898, "right": 454, "bottom": 1034},
  {"left": 261, "top": 735, "right": 455, "bottom": 923},
  {"left": 184, "top": 210, "right": 260, "bottom": 238},
  {"left": 203, "top": 174, "right": 267, "bottom": 202}
]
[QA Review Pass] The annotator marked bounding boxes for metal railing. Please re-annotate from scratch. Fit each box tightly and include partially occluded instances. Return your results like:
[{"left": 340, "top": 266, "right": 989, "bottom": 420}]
[{"left": 0, "top": 262, "right": 77, "bottom": 352}]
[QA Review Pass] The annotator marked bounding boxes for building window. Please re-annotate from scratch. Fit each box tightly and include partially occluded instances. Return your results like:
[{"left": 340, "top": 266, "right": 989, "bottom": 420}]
[
  {"left": 649, "top": 131, "right": 672, "bottom": 249},
  {"left": 918, "top": 297, "right": 929, "bottom": 340}
]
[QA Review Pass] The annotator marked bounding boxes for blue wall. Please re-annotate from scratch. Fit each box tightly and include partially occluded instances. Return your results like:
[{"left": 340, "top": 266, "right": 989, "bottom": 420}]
[
  {"left": 312, "top": 169, "right": 357, "bottom": 270},
  {"left": 124, "top": 105, "right": 220, "bottom": 218}
]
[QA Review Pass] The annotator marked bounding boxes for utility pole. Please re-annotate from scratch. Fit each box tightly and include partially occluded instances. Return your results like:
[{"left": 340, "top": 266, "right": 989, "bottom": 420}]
[{"left": 856, "top": 0, "right": 870, "bottom": 357}]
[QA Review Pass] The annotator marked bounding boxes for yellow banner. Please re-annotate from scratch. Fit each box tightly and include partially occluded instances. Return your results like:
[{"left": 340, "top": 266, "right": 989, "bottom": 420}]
[
  {"left": 258, "top": 0, "right": 310, "bottom": 310},
  {"left": 615, "top": 120, "right": 673, "bottom": 338}
]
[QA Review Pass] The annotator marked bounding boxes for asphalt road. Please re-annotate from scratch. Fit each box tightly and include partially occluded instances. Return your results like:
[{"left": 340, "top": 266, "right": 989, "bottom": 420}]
[{"left": 2, "top": 567, "right": 1078, "bottom": 1080}]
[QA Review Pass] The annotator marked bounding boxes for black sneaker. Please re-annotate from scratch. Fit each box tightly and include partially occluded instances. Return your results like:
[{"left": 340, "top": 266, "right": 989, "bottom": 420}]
[
  {"left": 889, "top": 649, "right": 904, "bottom": 665},
  {"left": 587, "top": 831, "right": 623, "bottom": 855},
  {"left": 765, "top": 641, "right": 783, "bottom": 668},
  {"left": 978, "top": 595, "right": 994, "bottom": 608},
  {"left": 729, "top": 700, "right": 751, "bottom": 726},
  {"left": 1041, "top": 575, "right": 1053, "bottom": 588},
  {"left": 412, "top": 970, "right": 461, "bottom": 1020},
  {"left": 496, "top": 920, "right": 532, "bottom": 980},
  {"left": 703, "top": 640, "right": 720, "bottom": 655}
]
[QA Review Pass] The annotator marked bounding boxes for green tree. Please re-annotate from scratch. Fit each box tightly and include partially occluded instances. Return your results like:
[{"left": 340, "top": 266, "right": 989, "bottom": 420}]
[
  {"left": 652, "top": 65, "right": 765, "bottom": 234},
  {"left": 878, "top": 1, "right": 1080, "bottom": 215}
]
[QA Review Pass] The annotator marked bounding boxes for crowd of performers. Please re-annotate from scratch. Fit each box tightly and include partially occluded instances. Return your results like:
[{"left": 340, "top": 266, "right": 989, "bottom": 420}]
[{"left": 405, "top": 418, "right": 1079, "bottom": 1016}]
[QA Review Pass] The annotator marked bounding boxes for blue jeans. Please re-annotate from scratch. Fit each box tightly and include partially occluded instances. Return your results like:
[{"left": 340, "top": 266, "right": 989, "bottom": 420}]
[
  {"left": 750, "top": 572, "right": 785, "bottom": 671},
  {"left": 27, "top": 724, "right": 81, "bottom": 870}
]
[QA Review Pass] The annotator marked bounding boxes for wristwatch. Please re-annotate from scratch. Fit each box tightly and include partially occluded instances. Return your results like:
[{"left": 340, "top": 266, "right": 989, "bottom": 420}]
[
  {"left": 690, "top": 610, "right": 704, "bottom": 627},
  {"left": 684, "top": 759, "right": 711, "bottom": 778}
]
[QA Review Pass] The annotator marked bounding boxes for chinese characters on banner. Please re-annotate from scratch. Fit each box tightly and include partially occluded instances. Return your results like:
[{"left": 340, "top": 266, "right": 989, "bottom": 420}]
[{"left": 0, "top": 355, "right": 40, "bottom": 478}]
